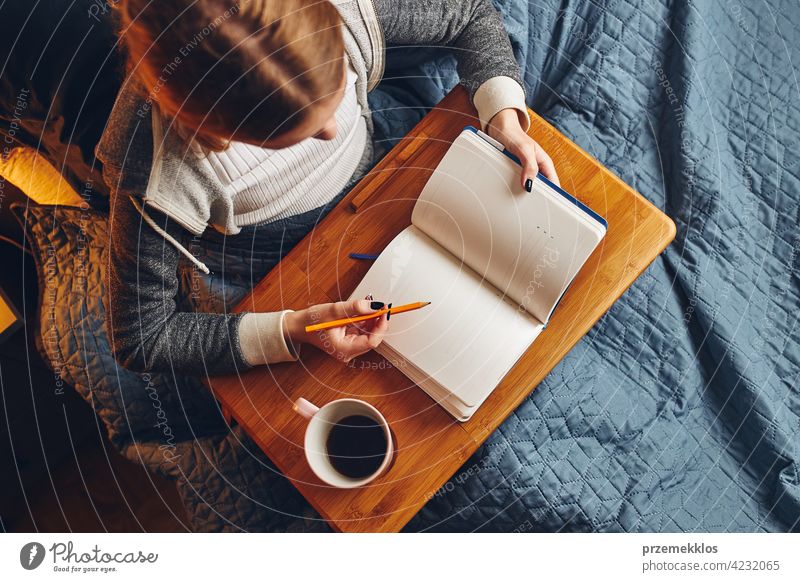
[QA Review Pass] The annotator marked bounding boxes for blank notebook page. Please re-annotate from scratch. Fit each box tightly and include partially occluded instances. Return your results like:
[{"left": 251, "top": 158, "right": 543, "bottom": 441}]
[
  {"left": 412, "top": 130, "right": 606, "bottom": 324},
  {"left": 351, "top": 225, "right": 542, "bottom": 408}
]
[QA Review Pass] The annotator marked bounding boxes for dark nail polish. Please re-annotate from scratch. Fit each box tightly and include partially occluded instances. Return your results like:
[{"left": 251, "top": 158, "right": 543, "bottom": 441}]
[
  {"left": 370, "top": 301, "right": 385, "bottom": 310},
  {"left": 525, "top": 178, "right": 533, "bottom": 192}
]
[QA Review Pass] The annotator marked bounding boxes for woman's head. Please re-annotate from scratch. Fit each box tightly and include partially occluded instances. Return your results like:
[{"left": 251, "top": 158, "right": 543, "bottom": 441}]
[{"left": 117, "top": 0, "right": 346, "bottom": 150}]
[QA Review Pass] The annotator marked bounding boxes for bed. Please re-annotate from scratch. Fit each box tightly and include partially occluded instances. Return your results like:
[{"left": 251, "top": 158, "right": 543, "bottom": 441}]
[{"left": 3, "top": 0, "right": 798, "bottom": 532}]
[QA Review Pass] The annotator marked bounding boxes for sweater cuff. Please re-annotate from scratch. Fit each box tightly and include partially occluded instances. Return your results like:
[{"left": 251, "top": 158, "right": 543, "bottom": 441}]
[
  {"left": 238, "top": 310, "right": 299, "bottom": 366},
  {"left": 472, "top": 76, "right": 531, "bottom": 132}
]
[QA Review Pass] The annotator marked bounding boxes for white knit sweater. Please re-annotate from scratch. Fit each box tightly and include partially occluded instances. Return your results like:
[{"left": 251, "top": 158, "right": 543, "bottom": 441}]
[{"left": 204, "top": 63, "right": 366, "bottom": 225}]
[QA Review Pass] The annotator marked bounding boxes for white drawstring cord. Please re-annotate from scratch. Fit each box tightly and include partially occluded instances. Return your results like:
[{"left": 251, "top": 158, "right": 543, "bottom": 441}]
[{"left": 128, "top": 196, "right": 211, "bottom": 275}]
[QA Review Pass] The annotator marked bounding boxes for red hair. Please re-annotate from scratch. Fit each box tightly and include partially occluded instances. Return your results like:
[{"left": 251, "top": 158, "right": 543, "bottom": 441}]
[{"left": 116, "top": 0, "right": 345, "bottom": 150}]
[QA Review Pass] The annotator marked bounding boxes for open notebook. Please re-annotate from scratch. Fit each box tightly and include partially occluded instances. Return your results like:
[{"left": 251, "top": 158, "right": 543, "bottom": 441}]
[{"left": 351, "top": 127, "right": 607, "bottom": 421}]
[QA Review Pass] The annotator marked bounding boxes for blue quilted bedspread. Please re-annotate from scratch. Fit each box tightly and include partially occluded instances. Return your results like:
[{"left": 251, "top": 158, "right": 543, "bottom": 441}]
[
  {"left": 376, "top": 0, "right": 799, "bottom": 532},
  {"left": 20, "top": 0, "right": 798, "bottom": 532}
]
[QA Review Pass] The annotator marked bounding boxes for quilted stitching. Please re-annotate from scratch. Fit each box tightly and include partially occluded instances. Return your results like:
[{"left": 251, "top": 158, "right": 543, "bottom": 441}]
[
  {"left": 405, "top": 0, "right": 799, "bottom": 532},
  {"left": 17, "top": 203, "right": 325, "bottom": 532}
]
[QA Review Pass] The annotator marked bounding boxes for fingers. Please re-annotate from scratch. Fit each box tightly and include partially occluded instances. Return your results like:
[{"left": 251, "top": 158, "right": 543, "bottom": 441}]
[
  {"left": 347, "top": 314, "right": 382, "bottom": 335},
  {"left": 351, "top": 313, "right": 388, "bottom": 347},
  {"left": 340, "top": 335, "right": 373, "bottom": 360},
  {"left": 334, "top": 298, "right": 384, "bottom": 318},
  {"left": 316, "top": 297, "right": 389, "bottom": 362},
  {"left": 502, "top": 132, "right": 561, "bottom": 191},
  {"left": 536, "top": 146, "right": 560, "bottom": 186},
  {"left": 521, "top": 146, "right": 539, "bottom": 192},
  {"left": 486, "top": 108, "right": 559, "bottom": 191},
  {"left": 507, "top": 139, "right": 539, "bottom": 192},
  {"left": 368, "top": 313, "right": 389, "bottom": 341},
  {"left": 335, "top": 313, "right": 389, "bottom": 362}
]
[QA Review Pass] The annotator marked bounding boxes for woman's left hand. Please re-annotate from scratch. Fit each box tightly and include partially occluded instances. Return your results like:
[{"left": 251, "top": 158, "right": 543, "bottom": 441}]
[{"left": 486, "top": 108, "right": 560, "bottom": 191}]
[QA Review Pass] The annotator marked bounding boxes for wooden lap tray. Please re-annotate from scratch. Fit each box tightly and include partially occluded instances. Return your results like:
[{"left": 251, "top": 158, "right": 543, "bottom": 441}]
[{"left": 205, "top": 86, "right": 676, "bottom": 532}]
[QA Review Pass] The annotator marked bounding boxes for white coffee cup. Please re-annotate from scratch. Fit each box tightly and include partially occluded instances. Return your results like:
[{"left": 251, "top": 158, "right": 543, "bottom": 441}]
[{"left": 293, "top": 397, "right": 393, "bottom": 488}]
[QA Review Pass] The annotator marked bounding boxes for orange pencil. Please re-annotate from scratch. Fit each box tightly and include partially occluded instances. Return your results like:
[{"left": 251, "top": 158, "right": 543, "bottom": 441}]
[{"left": 304, "top": 301, "right": 431, "bottom": 333}]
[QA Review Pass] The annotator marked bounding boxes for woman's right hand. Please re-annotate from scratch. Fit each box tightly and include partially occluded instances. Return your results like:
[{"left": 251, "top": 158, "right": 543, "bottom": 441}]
[{"left": 283, "top": 299, "right": 389, "bottom": 363}]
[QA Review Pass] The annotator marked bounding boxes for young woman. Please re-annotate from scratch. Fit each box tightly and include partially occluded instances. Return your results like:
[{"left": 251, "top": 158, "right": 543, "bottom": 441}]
[{"left": 98, "top": 0, "right": 559, "bottom": 375}]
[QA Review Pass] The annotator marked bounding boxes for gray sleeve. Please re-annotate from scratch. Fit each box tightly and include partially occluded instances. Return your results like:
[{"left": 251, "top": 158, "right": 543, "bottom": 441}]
[
  {"left": 105, "top": 190, "right": 251, "bottom": 376},
  {"left": 374, "top": 0, "right": 524, "bottom": 97}
]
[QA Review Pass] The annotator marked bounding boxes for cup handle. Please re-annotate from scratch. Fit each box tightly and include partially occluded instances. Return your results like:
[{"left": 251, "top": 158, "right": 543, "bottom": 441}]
[{"left": 293, "top": 397, "right": 319, "bottom": 419}]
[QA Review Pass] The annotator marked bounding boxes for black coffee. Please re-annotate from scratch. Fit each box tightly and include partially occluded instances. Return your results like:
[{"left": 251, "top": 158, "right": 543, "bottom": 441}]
[{"left": 326, "top": 415, "right": 388, "bottom": 478}]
